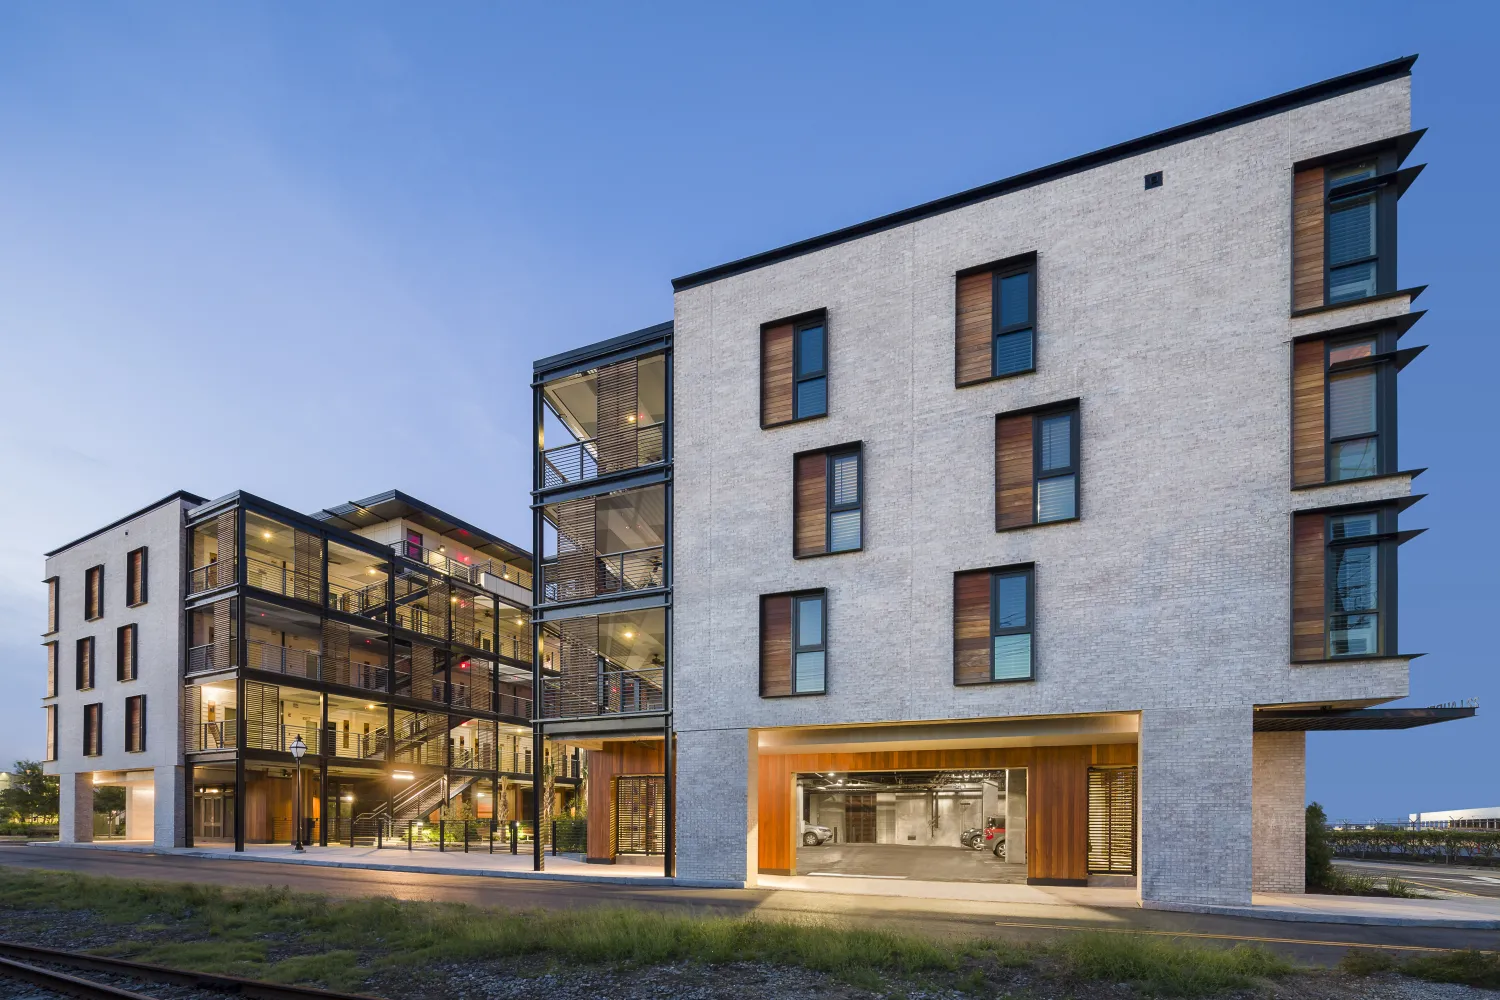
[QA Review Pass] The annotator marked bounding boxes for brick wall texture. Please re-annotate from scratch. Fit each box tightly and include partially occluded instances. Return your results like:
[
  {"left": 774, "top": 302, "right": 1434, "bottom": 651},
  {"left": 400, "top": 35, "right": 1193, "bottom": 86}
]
[{"left": 1252, "top": 731, "right": 1307, "bottom": 893}]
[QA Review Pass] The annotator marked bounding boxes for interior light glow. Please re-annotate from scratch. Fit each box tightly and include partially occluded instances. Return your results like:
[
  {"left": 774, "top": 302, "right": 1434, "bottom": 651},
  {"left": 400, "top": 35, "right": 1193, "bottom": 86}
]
[
  {"left": 262, "top": 531, "right": 272, "bottom": 539},
  {"left": 393, "top": 771, "right": 415, "bottom": 781},
  {"left": 366, "top": 704, "right": 376, "bottom": 710}
]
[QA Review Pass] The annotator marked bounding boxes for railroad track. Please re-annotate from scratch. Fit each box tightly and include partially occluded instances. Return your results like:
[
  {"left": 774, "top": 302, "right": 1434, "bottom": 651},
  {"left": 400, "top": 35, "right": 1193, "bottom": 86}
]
[{"left": 0, "top": 941, "right": 384, "bottom": 1000}]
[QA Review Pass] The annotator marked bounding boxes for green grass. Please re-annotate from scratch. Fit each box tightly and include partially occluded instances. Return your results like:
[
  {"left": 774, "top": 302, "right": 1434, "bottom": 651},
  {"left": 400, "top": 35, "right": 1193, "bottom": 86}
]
[
  {"left": 0, "top": 866, "right": 1305, "bottom": 996},
  {"left": 1340, "top": 947, "right": 1500, "bottom": 989}
]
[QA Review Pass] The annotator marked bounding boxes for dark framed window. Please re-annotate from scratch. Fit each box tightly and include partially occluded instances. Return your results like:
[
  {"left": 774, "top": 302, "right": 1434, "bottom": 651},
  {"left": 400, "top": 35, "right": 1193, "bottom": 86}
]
[
  {"left": 1035, "top": 410, "right": 1079, "bottom": 523},
  {"left": 827, "top": 448, "right": 862, "bottom": 553},
  {"left": 955, "top": 564, "right": 1035, "bottom": 684},
  {"left": 117, "top": 624, "right": 138, "bottom": 682},
  {"left": 1291, "top": 323, "right": 1415, "bottom": 488},
  {"left": 44, "top": 641, "right": 58, "bottom": 699},
  {"left": 993, "top": 261, "right": 1036, "bottom": 377},
  {"left": 76, "top": 636, "right": 95, "bottom": 691},
  {"left": 126, "top": 547, "right": 148, "bottom": 607},
  {"left": 794, "top": 443, "right": 863, "bottom": 557},
  {"left": 125, "top": 694, "right": 146, "bottom": 753},
  {"left": 405, "top": 529, "right": 423, "bottom": 560},
  {"left": 956, "top": 251, "right": 1038, "bottom": 387},
  {"left": 990, "top": 568, "right": 1034, "bottom": 681},
  {"left": 762, "top": 310, "right": 829, "bottom": 428},
  {"left": 792, "top": 318, "right": 827, "bottom": 420},
  {"left": 83, "top": 702, "right": 102, "bottom": 757},
  {"left": 759, "top": 588, "right": 827, "bottom": 697},
  {"left": 45, "top": 577, "right": 59, "bottom": 635},
  {"left": 44, "top": 705, "right": 57, "bottom": 762},
  {"left": 997, "top": 402, "right": 1080, "bottom": 531},
  {"left": 84, "top": 565, "right": 104, "bottom": 621},
  {"left": 1327, "top": 510, "right": 1386, "bottom": 657},
  {"left": 1292, "top": 504, "right": 1405, "bottom": 661},
  {"left": 1325, "top": 160, "right": 1389, "bottom": 304}
]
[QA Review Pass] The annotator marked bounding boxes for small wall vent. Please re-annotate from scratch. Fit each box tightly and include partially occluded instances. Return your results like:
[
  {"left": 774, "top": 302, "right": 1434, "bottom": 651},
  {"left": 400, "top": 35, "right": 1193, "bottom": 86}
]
[{"left": 1144, "top": 171, "right": 1163, "bottom": 190}]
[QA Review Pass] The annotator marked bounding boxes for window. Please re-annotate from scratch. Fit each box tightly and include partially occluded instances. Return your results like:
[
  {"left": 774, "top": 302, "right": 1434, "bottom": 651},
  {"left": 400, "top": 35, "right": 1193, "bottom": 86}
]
[
  {"left": 125, "top": 695, "right": 146, "bottom": 752},
  {"left": 1329, "top": 512, "right": 1380, "bottom": 656},
  {"left": 956, "top": 253, "right": 1037, "bottom": 386},
  {"left": 1292, "top": 506, "right": 1404, "bottom": 661},
  {"left": 76, "top": 636, "right": 95, "bottom": 691},
  {"left": 405, "top": 529, "right": 423, "bottom": 560},
  {"left": 794, "top": 444, "right": 863, "bottom": 557},
  {"left": 45, "top": 642, "right": 58, "bottom": 699},
  {"left": 44, "top": 705, "right": 56, "bottom": 762},
  {"left": 996, "top": 403, "right": 1080, "bottom": 530},
  {"left": 954, "top": 565, "right": 1035, "bottom": 684},
  {"left": 117, "top": 624, "right": 138, "bottom": 682},
  {"left": 83, "top": 702, "right": 102, "bottom": 757},
  {"left": 44, "top": 577, "right": 58, "bottom": 635},
  {"left": 761, "top": 311, "right": 828, "bottom": 428},
  {"left": 759, "top": 590, "right": 827, "bottom": 696},
  {"left": 1326, "top": 163, "right": 1379, "bottom": 303},
  {"left": 126, "top": 547, "right": 148, "bottom": 606},
  {"left": 1290, "top": 325, "right": 1408, "bottom": 487},
  {"left": 84, "top": 565, "right": 104, "bottom": 621}
]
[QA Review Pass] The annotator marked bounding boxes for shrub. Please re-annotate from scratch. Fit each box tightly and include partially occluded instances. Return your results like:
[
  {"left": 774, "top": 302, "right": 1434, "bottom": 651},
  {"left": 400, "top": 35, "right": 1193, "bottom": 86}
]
[{"left": 1305, "top": 802, "right": 1333, "bottom": 890}]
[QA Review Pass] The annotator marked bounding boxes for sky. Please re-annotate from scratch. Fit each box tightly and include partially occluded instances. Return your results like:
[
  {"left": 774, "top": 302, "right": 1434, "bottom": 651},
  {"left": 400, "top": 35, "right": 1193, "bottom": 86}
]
[{"left": 0, "top": 2, "right": 1494, "bottom": 818}]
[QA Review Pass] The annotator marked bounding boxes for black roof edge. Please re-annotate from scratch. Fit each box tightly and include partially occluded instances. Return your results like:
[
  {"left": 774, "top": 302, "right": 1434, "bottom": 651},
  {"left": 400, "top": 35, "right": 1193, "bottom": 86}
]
[
  {"left": 314, "top": 489, "right": 531, "bottom": 563},
  {"left": 671, "top": 54, "right": 1418, "bottom": 292},
  {"left": 45, "top": 490, "right": 210, "bottom": 558},
  {"left": 533, "top": 320, "right": 673, "bottom": 379}
]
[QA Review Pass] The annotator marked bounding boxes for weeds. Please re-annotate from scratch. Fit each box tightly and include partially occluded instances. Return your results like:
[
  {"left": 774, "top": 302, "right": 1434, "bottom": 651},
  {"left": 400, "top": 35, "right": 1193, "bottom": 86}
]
[{"left": 1341, "top": 946, "right": 1500, "bottom": 989}]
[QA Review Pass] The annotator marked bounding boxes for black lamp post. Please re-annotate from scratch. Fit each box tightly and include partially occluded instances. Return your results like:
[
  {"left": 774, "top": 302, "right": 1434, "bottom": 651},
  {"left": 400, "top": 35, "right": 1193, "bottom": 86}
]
[{"left": 290, "top": 733, "right": 306, "bottom": 852}]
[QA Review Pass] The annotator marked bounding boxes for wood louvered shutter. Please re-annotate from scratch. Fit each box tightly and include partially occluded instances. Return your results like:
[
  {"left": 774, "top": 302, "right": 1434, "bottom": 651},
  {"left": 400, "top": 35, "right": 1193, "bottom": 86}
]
[
  {"left": 596, "top": 359, "right": 640, "bottom": 473},
  {"left": 182, "top": 685, "right": 202, "bottom": 752},
  {"left": 45, "top": 704, "right": 57, "bottom": 762},
  {"left": 761, "top": 322, "right": 795, "bottom": 426},
  {"left": 953, "top": 571, "right": 992, "bottom": 684},
  {"left": 45, "top": 643, "right": 57, "bottom": 698},
  {"left": 126, "top": 695, "right": 145, "bottom": 753},
  {"left": 117, "top": 625, "right": 135, "bottom": 681},
  {"left": 215, "top": 510, "right": 237, "bottom": 587},
  {"left": 452, "top": 591, "right": 475, "bottom": 644},
  {"left": 244, "top": 680, "right": 278, "bottom": 750},
  {"left": 76, "top": 637, "right": 94, "bottom": 689},
  {"left": 956, "top": 271, "right": 993, "bottom": 386},
  {"left": 1291, "top": 340, "right": 1327, "bottom": 486},
  {"left": 411, "top": 644, "right": 436, "bottom": 702},
  {"left": 1292, "top": 512, "right": 1326, "bottom": 660},
  {"left": 322, "top": 619, "right": 350, "bottom": 685},
  {"left": 553, "top": 497, "right": 597, "bottom": 602},
  {"left": 760, "top": 595, "right": 793, "bottom": 696},
  {"left": 996, "top": 414, "right": 1035, "bottom": 530},
  {"left": 213, "top": 598, "right": 234, "bottom": 670},
  {"left": 1292, "top": 167, "right": 1325, "bottom": 311},
  {"left": 85, "top": 566, "right": 103, "bottom": 620},
  {"left": 292, "top": 530, "right": 322, "bottom": 603},
  {"left": 794, "top": 453, "right": 828, "bottom": 557},
  {"left": 46, "top": 578, "right": 58, "bottom": 634},
  {"left": 557, "top": 617, "right": 600, "bottom": 718},
  {"left": 1087, "top": 766, "right": 1137, "bottom": 874},
  {"left": 127, "top": 548, "right": 147, "bottom": 606}
]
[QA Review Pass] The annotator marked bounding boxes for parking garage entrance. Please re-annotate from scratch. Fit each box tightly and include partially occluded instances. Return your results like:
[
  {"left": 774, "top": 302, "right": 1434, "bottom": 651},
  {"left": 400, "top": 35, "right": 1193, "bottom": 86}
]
[{"left": 796, "top": 769, "right": 1028, "bottom": 883}]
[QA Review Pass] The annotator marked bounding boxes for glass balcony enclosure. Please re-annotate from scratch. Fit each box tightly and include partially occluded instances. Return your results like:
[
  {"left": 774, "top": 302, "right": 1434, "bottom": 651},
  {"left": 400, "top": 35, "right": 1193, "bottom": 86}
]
[
  {"left": 541, "top": 353, "right": 667, "bottom": 488},
  {"left": 539, "top": 608, "right": 666, "bottom": 720},
  {"left": 540, "top": 484, "right": 666, "bottom": 604}
]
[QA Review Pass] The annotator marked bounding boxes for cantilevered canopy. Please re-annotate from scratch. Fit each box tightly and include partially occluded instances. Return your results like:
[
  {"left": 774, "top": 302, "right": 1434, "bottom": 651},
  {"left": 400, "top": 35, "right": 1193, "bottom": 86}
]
[{"left": 1254, "top": 706, "right": 1476, "bottom": 732}]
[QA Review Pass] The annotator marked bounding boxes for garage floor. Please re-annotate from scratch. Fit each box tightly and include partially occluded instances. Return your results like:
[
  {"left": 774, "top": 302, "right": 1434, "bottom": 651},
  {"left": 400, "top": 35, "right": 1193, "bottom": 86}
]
[{"left": 796, "top": 843, "right": 1028, "bottom": 883}]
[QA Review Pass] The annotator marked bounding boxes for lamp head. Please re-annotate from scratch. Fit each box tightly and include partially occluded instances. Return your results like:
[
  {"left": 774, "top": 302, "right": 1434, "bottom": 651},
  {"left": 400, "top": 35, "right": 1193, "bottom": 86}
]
[{"left": 289, "top": 734, "right": 307, "bottom": 759}]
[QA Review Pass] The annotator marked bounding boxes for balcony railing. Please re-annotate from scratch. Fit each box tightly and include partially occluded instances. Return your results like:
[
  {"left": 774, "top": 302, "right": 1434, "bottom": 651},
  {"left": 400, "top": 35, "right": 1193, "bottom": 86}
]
[
  {"left": 328, "top": 727, "right": 383, "bottom": 761},
  {"left": 245, "top": 556, "right": 321, "bottom": 602},
  {"left": 325, "top": 660, "right": 390, "bottom": 693},
  {"left": 497, "top": 689, "right": 531, "bottom": 719},
  {"left": 245, "top": 639, "right": 320, "bottom": 680},
  {"left": 390, "top": 542, "right": 532, "bottom": 592},
  {"left": 540, "top": 665, "right": 665, "bottom": 720},
  {"left": 328, "top": 578, "right": 388, "bottom": 620},
  {"left": 187, "top": 644, "right": 231, "bottom": 674},
  {"left": 246, "top": 721, "right": 323, "bottom": 755},
  {"left": 188, "top": 559, "right": 236, "bottom": 595},
  {"left": 185, "top": 720, "right": 237, "bottom": 752},
  {"left": 541, "top": 546, "right": 665, "bottom": 604},
  {"left": 394, "top": 603, "right": 447, "bottom": 640},
  {"left": 541, "top": 421, "right": 664, "bottom": 488}
]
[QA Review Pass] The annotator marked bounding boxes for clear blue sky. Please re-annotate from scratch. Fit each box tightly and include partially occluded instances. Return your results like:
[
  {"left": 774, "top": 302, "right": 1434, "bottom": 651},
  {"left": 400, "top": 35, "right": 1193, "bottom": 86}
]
[{"left": 0, "top": 3, "right": 1493, "bottom": 818}]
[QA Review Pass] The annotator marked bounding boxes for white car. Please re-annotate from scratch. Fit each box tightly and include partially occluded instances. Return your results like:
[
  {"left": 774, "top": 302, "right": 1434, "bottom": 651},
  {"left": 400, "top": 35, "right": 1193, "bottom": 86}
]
[{"left": 801, "top": 822, "right": 833, "bottom": 846}]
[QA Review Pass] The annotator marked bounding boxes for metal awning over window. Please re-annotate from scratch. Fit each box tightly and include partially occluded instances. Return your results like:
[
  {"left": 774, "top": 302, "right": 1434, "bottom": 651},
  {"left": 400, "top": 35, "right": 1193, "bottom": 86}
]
[{"left": 1254, "top": 704, "right": 1476, "bottom": 732}]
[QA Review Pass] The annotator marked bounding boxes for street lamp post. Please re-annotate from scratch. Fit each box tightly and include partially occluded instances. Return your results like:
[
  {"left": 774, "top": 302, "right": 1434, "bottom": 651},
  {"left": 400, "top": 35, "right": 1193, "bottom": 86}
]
[{"left": 290, "top": 734, "right": 307, "bottom": 852}]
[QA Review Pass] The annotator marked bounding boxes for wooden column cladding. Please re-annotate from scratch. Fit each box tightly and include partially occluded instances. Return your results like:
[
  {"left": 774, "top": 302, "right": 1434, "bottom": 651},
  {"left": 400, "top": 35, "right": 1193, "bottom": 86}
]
[
  {"left": 953, "top": 570, "right": 992, "bottom": 684},
  {"left": 955, "top": 270, "right": 993, "bottom": 386},
  {"left": 995, "top": 414, "right": 1035, "bottom": 530},
  {"left": 1292, "top": 512, "right": 1327, "bottom": 661},
  {"left": 793, "top": 453, "right": 828, "bottom": 556},
  {"left": 321, "top": 620, "right": 350, "bottom": 686},
  {"left": 586, "top": 741, "right": 665, "bottom": 861},
  {"left": 761, "top": 321, "right": 795, "bottom": 427},
  {"left": 552, "top": 497, "right": 597, "bottom": 602},
  {"left": 1291, "top": 339, "right": 1327, "bottom": 487},
  {"left": 1292, "top": 167, "right": 1325, "bottom": 312},
  {"left": 292, "top": 530, "right": 322, "bottom": 603},
  {"left": 1027, "top": 745, "right": 1090, "bottom": 884},
  {"left": 596, "top": 359, "right": 639, "bottom": 474},
  {"left": 760, "top": 595, "right": 793, "bottom": 697}
]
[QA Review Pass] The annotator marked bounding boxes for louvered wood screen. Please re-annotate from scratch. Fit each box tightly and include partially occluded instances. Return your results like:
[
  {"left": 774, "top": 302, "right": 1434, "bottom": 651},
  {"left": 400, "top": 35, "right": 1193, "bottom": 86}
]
[
  {"left": 244, "top": 680, "right": 280, "bottom": 751},
  {"left": 956, "top": 270, "right": 994, "bottom": 386},
  {"left": 1291, "top": 339, "right": 1326, "bottom": 486},
  {"left": 45, "top": 705, "right": 56, "bottom": 762},
  {"left": 411, "top": 644, "right": 439, "bottom": 703},
  {"left": 555, "top": 617, "right": 601, "bottom": 718},
  {"left": 995, "top": 414, "right": 1035, "bottom": 529},
  {"left": 215, "top": 510, "right": 238, "bottom": 587},
  {"left": 322, "top": 620, "right": 350, "bottom": 686},
  {"left": 428, "top": 580, "right": 450, "bottom": 640},
  {"left": 125, "top": 695, "right": 145, "bottom": 753},
  {"left": 46, "top": 578, "right": 58, "bottom": 634},
  {"left": 552, "top": 497, "right": 597, "bottom": 602},
  {"left": 475, "top": 719, "right": 497, "bottom": 770},
  {"left": 45, "top": 643, "right": 57, "bottom": 698},
  {"left": 953, "top": 570, "right": 992, "bottom": 684},
  {"left": 1087, "top": 766, "right": 1137, "bottom": 875},
  {"left": 451, "top": 590, "right": 476, "bottom": 643},
  {"left": 85, "top": 566, "right": 103, "bottom": 620},
  {"left": 83, "top": 703, "right": 101, "bottom": 756},
  {"left": 614, "top": 775, "right": 665, "bottom": 855},
  {"left": 118, "top": 625, "right": 135, "bottom": 681},
  {"left": 760, "top": 595, "right": 793, "bottom": 696},
  {"left": 1292, "top": 512, "right": 1327, "bottom": 660},
  {"left": 127, "top": 547, "right": 147, "bottom": 605},
  {"left": 794, "top": 453, "right": 828, "bottom": 556},
  {"left": 761, "top": 322, "right": 795, "bottom": 426},
  {"left": 77, "top": 637, "right": 94, "bottom": 690},
  {"left": 213, "top": 599, "right": 234, "bottom": 670},
  {"left": 1292, "top": 167, "right": 1326, "bottom": 311},
  {"left": 292, "top": 530, "right": 322, "bottom": 603},
  {"left": 596, "top": 359, "right": 640, "bottom": 473},
  {"left": 182, "top": 685, "right": 202, "bottom": 752}
]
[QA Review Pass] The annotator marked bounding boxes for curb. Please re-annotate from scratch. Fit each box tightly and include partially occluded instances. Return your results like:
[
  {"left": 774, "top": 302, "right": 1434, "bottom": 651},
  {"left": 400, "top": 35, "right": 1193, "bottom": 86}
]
[{"left": 1142, "top": 899, "right": 1500, "bottom": 930}]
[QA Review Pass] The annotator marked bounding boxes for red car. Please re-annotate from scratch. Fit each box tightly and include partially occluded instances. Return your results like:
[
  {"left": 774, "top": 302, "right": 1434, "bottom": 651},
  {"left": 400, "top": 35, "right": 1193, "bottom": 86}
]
[{"left": 985, "top": 823, "right": 1007, "bottom": 859}]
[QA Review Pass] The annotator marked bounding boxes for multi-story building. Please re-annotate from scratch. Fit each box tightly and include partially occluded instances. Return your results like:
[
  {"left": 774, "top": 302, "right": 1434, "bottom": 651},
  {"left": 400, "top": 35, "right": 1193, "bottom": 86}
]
[
  {"left": 42, "top": 489, "right": 563, "bottom": 850},
  {"left": 532, "top": 56, "right": 1475, "bottom": 904}
]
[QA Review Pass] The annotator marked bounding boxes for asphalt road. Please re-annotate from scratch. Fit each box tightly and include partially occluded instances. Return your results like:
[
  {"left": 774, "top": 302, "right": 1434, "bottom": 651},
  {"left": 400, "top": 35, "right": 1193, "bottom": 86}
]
[
  {"left": 1337, "top": 858, "right": 1500, "bottom": 898},
  {"left": 0, "top": 844, "right": 1495, "bottom": 967}
]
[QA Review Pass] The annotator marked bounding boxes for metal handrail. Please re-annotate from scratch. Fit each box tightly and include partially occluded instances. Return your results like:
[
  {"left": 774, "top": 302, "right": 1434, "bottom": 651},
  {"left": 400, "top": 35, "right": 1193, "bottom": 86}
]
[
  {"left": 539, "top": 665, "right": 666, "bottom": 720},
  {"left": 540, "top": 545, "right": 664, "bottom": 603},
  {"left": 389, "top": 543, "right": 533, "bottom": 592},
  {"left": 187, "top": 559, "right": 236, "bottom": 595},
  {"left": 541, "top": 421, "right": 665, "bottom": 488},
  {"left": 245, "top": 639, "right": 320, "bottom": 680},
  {"left": 186, "top": 644, "right": 229, "bottom": 673}
]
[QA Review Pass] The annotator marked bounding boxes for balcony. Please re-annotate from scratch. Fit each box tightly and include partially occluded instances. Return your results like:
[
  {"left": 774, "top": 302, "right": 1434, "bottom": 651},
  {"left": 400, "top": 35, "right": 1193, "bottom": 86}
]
[
  {"left": 187, "top": 644, "right": 231, "bottom": 674},
  {"left": 245, "top": 639, "right": 320, "bottom": 680},
  {"left": 328, "top": 578, "right": 388, "bottom": 620},
  {"left": 188, "top": 559, "right": 236, "bottom": 595},
  {"left": 185, "top": 720, "right": 237, "bottom": 752},
  {"left": 540, "top": 665, "right": 665, "bottom": 720},
  {"left": 247, "top": 721, "right": 324, "bottom": 755},
  {"left": 391, "top": 542, "right": 533, "bottom": 592},
  {"left": 541, "top": 546, "right": 664, "bottom": 604},
  {"left": 541, "top": 422, "right": 664, "bottom": 489}
]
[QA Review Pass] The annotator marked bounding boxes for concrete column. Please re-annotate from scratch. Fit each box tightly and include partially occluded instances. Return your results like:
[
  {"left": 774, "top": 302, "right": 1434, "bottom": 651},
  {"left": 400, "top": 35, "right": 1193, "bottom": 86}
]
[
  {"left": 60, "top": 773, "right": 94, "bottom": 844},
  {"left": 1252, "top": 731, "right": 1306, "bottom": 894},
  {"left": 125, "top": 782, "right": 154, "bottom": 841},
  {"left": 154, "top": 765, "right": 186, "bottom": 847},
  {"left": 674, "top": 727, "right": 754, "bottom": 886},
  {"left": 1139, "top": 705, "right": 1253, "bottom": 906}
]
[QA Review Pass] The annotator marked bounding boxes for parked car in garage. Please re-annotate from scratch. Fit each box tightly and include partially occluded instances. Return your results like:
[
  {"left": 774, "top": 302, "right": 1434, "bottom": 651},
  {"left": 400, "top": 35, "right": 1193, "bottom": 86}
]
[
  {"left": 985, "top": 821, "right": 1007, "bottom": 860},
  {"left": 801, "top": 821, "right": 834, "bottom": 846}
]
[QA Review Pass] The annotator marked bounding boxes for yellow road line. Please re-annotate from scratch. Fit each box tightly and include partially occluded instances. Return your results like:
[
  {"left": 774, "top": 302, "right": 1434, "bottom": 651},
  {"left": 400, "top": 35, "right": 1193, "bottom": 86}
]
[
  {"left": 1401, "top": 881, "right": 1484, "bottom": 898},
  {"left": 991, "top": 920, "right": 1492, "bottom": 953}
]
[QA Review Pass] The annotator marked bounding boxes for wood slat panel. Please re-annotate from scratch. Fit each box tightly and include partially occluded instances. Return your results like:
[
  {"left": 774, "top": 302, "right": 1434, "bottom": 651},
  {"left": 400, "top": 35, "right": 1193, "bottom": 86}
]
[
  {"left": 213, "top": 598, "right": 233, "bottom": 671},
  {"left": 587, "top": 741, "right": 666, "bottom": 861},
  {"left": 1087, "top": 766, "right": 1137, "bottom": 875},
  {"left": 596, "top": 359, "right": 640, "bottom": 473},
  {"left": 321, "top": 620, "right": 350, "bottom": 686},
  {"left": 955, "top": 271, "right": 993, "bottom": 386},
  {"left": 760, "top": 595, "right": 793, "bottom": 697},
  {"left": 1091, "top": 743, "right": 1139, "bottom": 766},
  {"left": 953, "top": 570, "right": 992, "bottom": 685},
  {"left": 1292, "top": 513, "right": 1327, "bottom": 661},
  {"left": 1291, "top": 339, "right": 1326, "bottom": 487},
  {"left": 1028, "top": 745, "right": 1090, "bottom": 883},
  {"left": 553, "top": 497, "right": 597, "bottom": 603},
  {"left": 794, "top": 453, "right": 828, "bottom": 557},
  {"left": 762, "top": 323, "right": 795, "bottom": 426},
  {"left": 995, "top": 414, "right": 1035, "bottom": 530},
  {"left": 293, "top": 530, "right": 322, "bottom": 603},
  {"left": 1292, "top": 167, "right": 1325, "bottom": 312},
  {"left": 556, "top": 616, "right": 601, "bottom": 718}
]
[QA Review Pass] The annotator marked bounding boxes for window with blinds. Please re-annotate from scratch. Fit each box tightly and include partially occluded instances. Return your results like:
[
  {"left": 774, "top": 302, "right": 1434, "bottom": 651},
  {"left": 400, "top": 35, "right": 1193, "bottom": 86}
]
[
  {"left": 956, "top": 252, "right": 1037, "bottom": 387},
  {"left": 45, "top": 642, "right": 58, "bottom": 699},
  {"left": 76, "top": 636, "right": 95, "bottom": 691},
  {"left": 45, "top": 577, "right": 59, "bottom": 635},
  {"left": 125, "top": 695, "right": 146, "bottom": 752},
  {"left": 794, "top": 444, "right": 862, "bottom": 557},
  {"left": 762, "top": 311, "right": 828, "bottom": 428},
  {"left": 117, "top": 624, "right": 138, "bottom": 682},
  {"left": 1087, "top": 766, "right": 1137, "bottom": 875},
  {"left": 84, "top": 565, "right": 104, "bottom": 621},
  {"left": 83, "top": 702, "right": 102, "bottom": 757},
  {"left": 126, "top": 547, "right": 148, "bottom": 607},
  {"left": 996, "top": 403, "right": 1079, "bottom": 530},
  {"left": 954, "top": 566, "right": 1035, "bottom": 684},
  {"left": 1290, "top": 325, "right": 1409, "bottom": 487},
  {"left": 760, "top": 589, "right": 827, "bottom": 697},
  {"left": 1292, "top": 505, "right": 1404, "bottom": 661}
]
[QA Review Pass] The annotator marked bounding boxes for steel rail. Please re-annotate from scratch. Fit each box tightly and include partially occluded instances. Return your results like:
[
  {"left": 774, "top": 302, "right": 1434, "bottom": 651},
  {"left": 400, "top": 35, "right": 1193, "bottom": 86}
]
[
  {"left": 0, "top": 941, "right": 385, "bottom": 1000},
  {"left": 0, "top": 955, "right": 156, "bottom": 999}
]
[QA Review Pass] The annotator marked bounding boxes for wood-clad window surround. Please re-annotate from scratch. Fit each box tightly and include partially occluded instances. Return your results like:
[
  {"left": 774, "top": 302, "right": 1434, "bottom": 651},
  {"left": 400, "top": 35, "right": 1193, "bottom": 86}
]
[
  {"left": 83, "top": 702, "right": 102, "bottom": 757},
  {"left": 760, "top": 589, "right": 827, "bottom": 696},
  {"left": 794, "top": 443, "right": 862, "bottom": 558},
  {"left": 1292, "top": 504, "right": 1413, "bottom": 662},
  {"left": 1291, "top": 323, "right": 1421, "bottom": 488},
  {"left": 995, "top": 401, "right": 1080, "bottom": 531},
  {"left": 957, "top": 253, "right": 1038, "bottom": 387},
  {"left": 84, "top": 564, "right": 104, "bottom": 621},
  {"left": 125, "top": 694, "right": 146, "bottom": 753},
  {"left": 44, "top": 642, "right": 58, "bottom": 699},
  {"left": 1291, "top": 135, "right": 1425, "bottom": 314},
  {"left": 954, "top": 564, "right": 1035, "bottom": 685},
  {"left": 76, "top": 636, "right": 95, "bottom": 691},
  {"left": 44, "top": 577, "right": 59, "bottom": 635},
  {"left": 117, "top": 624, "right": 138, "bottom": 682},
  {"left": 44, "top": 705, "right": 57, "bottom": 762},
  {"left": 762, "top": 311, "right": 827, "bottom": 428},
  {"left": 126, "top": 547, "right": 148, "bottom": 607}
]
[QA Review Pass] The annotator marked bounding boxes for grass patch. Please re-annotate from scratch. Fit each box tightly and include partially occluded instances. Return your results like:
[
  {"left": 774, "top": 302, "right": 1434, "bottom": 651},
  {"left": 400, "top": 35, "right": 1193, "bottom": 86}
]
[
  {"left": 1054, "top": 932, "right": 1293, "bottom": 997},
  {"left": 1340, "top": 946, "right": 1500, "bottom": 988}
]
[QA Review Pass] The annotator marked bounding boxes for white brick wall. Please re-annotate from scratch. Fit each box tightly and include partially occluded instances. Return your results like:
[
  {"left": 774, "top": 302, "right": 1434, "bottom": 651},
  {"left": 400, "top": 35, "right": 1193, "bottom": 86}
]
[
  {"left": 674, "top": 727, "right": 755, "bottom": 885},
  {"left": 1252, "top": 731, "right": 1306, "bottom": 894}
]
